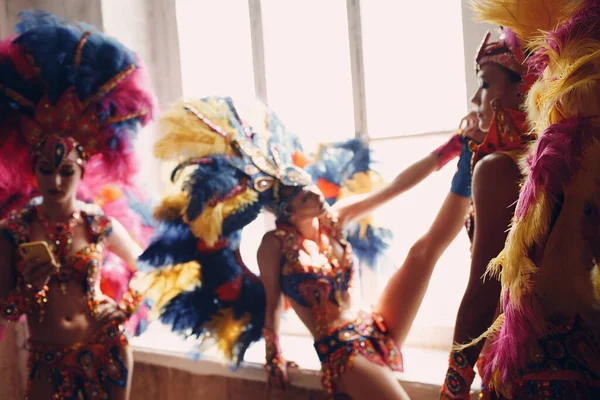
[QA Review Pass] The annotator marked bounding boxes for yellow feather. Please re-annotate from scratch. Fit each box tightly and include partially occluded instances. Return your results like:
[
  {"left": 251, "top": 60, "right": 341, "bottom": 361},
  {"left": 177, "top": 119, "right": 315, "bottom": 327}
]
[
  {"left": 139, "top": 261, "right": 202, "bottom": 315},
  {"left": 470, "top": 0, "right": 582, "bottom": 41},
  {"left": 454, "top": 313, "right": 506, "bottom": 352},
  {"left": 153, "top": 193, "right": 189, "bottom": 222},
  {"left": 339, "top": 171, "right": 384, "bottom": 198},
  {"left": 488, "top": 368, "right": 514, "bottom": 399},
  {"left": 187, "top": 189, "right": 259, "bottom": 246},
  {"left": 531, "top": 42, "right": 600, "bottom": 128},
  {"left": 154, "top": 98, "right": 238, "bottom": 161},
  {"left": 200, "top": 309, "right": 251, "bottom": 361}
]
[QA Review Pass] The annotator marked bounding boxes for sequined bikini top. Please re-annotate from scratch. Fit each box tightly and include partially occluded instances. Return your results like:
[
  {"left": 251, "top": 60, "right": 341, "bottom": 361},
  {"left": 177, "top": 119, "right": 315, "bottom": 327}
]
[
  {"left": 2, "top": 201, "right": 112, "bottom": 307},
  {"left": 275, "top": 212, "right": 354, "bottom": 309}
]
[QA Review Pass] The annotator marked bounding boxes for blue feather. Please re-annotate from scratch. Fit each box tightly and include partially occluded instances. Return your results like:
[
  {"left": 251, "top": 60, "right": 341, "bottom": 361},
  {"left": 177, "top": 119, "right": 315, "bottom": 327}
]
[
  {"left": 159, "top": 248, "right": 243, "bottom": 333},
  {"left": 221, "top": 200, "right": 263, "bottom": 238},
  {"left": 137, "top": 222, "right": 198, "bottom": 270},
  {"left": 306, "top": 138, "right": 373, "bottom": 187},
  {"left": 196, "top": 248, "right": 242, "bottom": 291},
  {"left": 184, "top": 156, "right": 245, "bottom": 221},
  {"left": 0, "top": 52, "right": 44, "bottom": 120},
  {"left": 346, "top": 224, "right": 394, "bottom": 270},
  {"left": 125, "top": 190, "right": 154, "bottom": 227},
  {"left": 266, "top": 109, "right": 303, "bottom": 165},
  {"left": 160, "top": 285, "right": 219, "bottom": 334},
  {"left": 230, "top": 277, "right": 265, "bottom": 367},
  {"left": 14, "top": 10, "right": 138, "bottom": 104}
]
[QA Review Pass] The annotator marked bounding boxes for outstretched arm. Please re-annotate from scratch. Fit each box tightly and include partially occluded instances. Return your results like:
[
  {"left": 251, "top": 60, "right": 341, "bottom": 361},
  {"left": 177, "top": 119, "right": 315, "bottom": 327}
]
[
  {"left": 257, "top": 232, "right": 289, "bottom": 389},
  {"left": 333, "top": 154, "right": 439, "bottom": 227},
  {"left": 334, "top": 114, "right": 479, "bottom": 227}
]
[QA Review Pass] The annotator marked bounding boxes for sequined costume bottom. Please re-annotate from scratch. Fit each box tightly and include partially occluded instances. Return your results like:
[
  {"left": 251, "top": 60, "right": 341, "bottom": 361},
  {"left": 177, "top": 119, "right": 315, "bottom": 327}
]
[
  {"left": 26, "top": 321, "right": 129, "bottom": 400},
  {"left": 314, "top": 311, "right": 403, "bottom": 397},
  {"left": 490, "top": 315, "right": 600, "bottom": 400}
]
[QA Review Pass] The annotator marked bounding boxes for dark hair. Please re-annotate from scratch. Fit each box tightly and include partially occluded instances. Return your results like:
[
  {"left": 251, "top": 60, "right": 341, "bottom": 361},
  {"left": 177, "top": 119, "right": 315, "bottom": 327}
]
[{"left": 502, "top": 66, "right": 522, "bottom": 84}]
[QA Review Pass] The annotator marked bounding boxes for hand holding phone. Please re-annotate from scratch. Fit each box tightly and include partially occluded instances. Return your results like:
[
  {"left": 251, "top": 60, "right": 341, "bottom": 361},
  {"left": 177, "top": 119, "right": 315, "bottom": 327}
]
[{"left": 18, "top": 241, "right": 59, "bottom": 290}]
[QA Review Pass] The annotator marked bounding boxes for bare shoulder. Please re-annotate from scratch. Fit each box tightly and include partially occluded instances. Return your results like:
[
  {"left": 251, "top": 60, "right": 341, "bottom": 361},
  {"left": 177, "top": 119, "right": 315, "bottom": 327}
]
[
  {"left": 472, "top": 152, "right": 521, "bottom": 196},
  {"left": 258, "top": 230, "right": 282, "bottom": 254}
]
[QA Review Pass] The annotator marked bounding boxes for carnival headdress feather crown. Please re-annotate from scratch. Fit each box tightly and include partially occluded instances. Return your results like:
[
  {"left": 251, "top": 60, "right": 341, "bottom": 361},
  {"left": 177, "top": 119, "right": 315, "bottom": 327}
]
[{"left": 0, "top": 10, "right": 156, "bottom": 209}]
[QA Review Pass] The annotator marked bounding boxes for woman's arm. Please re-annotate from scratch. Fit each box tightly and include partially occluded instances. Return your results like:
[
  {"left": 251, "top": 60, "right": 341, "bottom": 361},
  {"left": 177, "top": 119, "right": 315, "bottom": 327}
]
[
  {"left": 452, "top": 153, "right": 521, "bottom": 365},
  {"left": 257, "top": 232, "right": 289, "bottom": 389},
  {"left": 105, "top": 218, "right": 142, "bottom": 272},
  {"left": 96, "top": 218, "right": 144, "bottom": 324},
  {"left": 334, "top": 113, "right": 480, "bottom": 226},
  {"left": 334, "top": 154, "right": 439, "bottom": 227}
]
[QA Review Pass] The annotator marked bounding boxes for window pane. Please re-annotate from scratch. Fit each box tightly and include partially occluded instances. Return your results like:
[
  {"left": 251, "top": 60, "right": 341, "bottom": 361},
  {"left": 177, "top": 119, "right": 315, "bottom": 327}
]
[
  {"left": 361, "top": 1, "right": 467, "bottom": 138},
  {"left": 176, "top": 0, "right": 256, "bottom": 101},
  {"left": 262, "top": 0, "right": 355, "bottom": 151}
]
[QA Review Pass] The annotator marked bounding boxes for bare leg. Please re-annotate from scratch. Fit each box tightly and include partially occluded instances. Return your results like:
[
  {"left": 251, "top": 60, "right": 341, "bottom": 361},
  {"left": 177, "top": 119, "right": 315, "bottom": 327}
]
[
  {"left": 377, "top": 192, "right": 470, "bottom": 346},
  {"left": 336, "top": 355, "right": 410, "bottom": 400},
  {"left": 105, "top": 344, "right": 134, "bottom": 400}
]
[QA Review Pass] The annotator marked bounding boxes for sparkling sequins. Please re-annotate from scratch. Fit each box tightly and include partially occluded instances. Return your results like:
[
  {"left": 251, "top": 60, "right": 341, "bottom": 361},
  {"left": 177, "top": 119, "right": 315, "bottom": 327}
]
[
  {"left": 27, "top": 321, "right": 128, "bottom": 399},
  {"left": 313, "top": 312, "right": 403, "bottom": 398}
]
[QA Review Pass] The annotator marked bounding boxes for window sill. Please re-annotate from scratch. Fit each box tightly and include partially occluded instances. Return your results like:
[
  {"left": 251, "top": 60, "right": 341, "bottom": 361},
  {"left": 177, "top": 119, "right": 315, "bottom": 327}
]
[{"left": 130, "top": 324, "right": 481, "bottom": 398}]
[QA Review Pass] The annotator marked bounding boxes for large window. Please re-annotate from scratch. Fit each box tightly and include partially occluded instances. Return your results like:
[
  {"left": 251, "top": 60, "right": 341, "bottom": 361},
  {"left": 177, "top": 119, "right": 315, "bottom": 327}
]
[
  {"left": 261, "top": 0, "right": 355, "bottom": 150},
  {"left": 176, "top": 0, "right": 256, "bottom": 101},
  {"left": 361, "top": 1, "right": 467, "bottom": 138},
  {"left": 162, "top": 0, "right": 472, "bottom": 350}
]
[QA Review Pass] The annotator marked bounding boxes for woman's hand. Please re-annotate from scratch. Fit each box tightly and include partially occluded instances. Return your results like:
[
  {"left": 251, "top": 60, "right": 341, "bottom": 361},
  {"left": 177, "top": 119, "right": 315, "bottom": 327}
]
[
  {"left": 21, "top": 258, "right": 58, "bottom": 290},
  {"left": 460, "top": 111, "right": 486, "bottom": 144},
  {"left": 266, "top": 359, "right": 298, "bottom": 390},
  {"left": 95, "top": 296, "right": 127, "bottom": 327}
]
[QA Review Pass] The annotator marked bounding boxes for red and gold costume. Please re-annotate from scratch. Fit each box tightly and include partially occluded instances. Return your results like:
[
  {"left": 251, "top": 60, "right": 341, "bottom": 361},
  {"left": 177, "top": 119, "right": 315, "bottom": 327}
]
[{"left": 275, "top": 212, "right": 402, "bottom": 396}]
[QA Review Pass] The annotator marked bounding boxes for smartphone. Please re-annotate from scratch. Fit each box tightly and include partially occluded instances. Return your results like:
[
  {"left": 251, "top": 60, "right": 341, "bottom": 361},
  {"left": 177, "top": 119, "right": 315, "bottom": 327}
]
[{"left": 18, "top": 241, "right": 57, "bottom": 265}]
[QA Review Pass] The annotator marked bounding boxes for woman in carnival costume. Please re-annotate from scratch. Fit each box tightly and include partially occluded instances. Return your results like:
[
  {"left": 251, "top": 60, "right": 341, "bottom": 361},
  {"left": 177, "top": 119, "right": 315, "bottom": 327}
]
[
  {"left": 139, "top": 94, "right": 483, "bottom": 398},
  {"left": 435, "top": 27, "right": 538, "bottom": 399},
  {"left": 0, "top": 10, "right": 155, "bottom": 400},
  {"left": 459, "top": 0, "right": 600, "bottom": 398}
]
